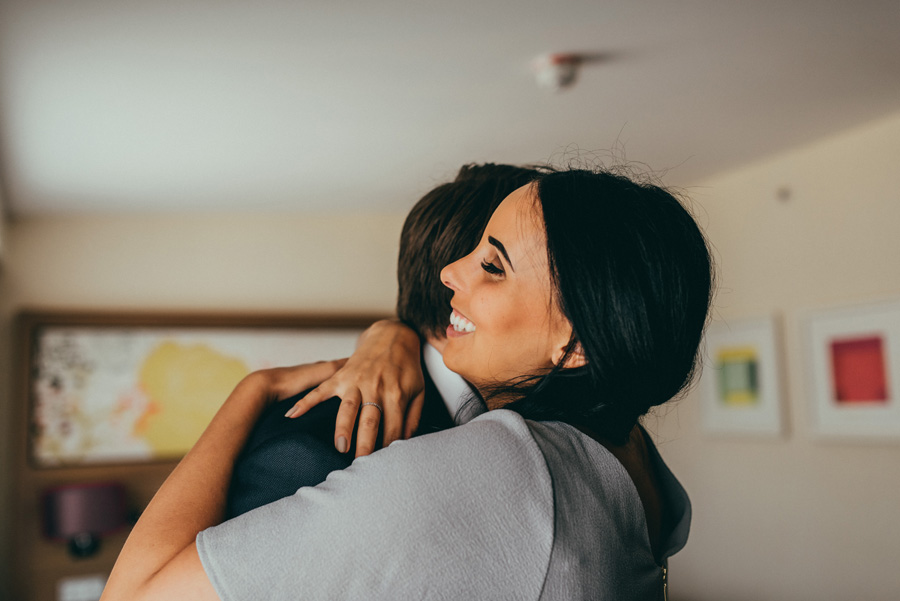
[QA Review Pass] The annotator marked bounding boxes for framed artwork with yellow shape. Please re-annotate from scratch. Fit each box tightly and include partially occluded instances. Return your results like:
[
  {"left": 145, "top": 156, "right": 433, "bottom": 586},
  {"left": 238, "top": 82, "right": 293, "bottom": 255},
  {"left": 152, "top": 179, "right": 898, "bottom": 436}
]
[
  {"left": 18, "top": 311, "right": 379, "bottom": 467},
  {"left": 700, "top": 316, "right": 784, "bottom": 437}
]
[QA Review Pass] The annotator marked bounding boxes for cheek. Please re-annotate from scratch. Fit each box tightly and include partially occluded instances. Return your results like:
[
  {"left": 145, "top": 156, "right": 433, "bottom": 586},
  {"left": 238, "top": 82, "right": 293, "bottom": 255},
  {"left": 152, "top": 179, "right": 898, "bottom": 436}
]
[
  {"left": 470, "top": 289, "right": 527, "bottom": 343},
  {"left": 478, "top": 296, "right": 556, "bottom": 367}
]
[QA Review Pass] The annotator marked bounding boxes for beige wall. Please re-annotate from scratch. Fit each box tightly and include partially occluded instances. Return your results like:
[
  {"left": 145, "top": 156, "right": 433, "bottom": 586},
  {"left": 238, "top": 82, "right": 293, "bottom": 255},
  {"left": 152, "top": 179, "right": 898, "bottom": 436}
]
[
  {"left": 656, "top": 110, "right": 900, "bottom": 600},
  {"left": 2, "top": 211, "right": 403, "bottom": 312},
  {"left": 0, "top": 210, "right": 405, "bottom": 597}
]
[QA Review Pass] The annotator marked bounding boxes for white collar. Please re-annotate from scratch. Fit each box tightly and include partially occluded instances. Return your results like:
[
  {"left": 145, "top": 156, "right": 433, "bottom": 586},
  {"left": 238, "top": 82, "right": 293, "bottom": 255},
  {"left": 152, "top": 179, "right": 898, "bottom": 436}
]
[{"left": 422, "top": 342, "right": 484, "bottom": 424}]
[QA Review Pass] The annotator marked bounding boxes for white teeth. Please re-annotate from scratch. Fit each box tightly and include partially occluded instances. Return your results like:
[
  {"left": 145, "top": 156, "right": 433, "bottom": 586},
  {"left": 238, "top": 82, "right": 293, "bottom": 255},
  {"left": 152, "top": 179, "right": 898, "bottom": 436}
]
[{"left": 450, "top": 310, "right": 476, "bottom": 333}]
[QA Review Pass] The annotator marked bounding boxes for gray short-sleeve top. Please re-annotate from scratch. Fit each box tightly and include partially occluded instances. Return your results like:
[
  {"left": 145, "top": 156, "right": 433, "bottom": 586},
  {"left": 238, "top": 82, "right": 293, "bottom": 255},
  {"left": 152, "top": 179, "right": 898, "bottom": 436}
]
[{"left": 197, "top": 409, "right": 690, "bottom": 600}]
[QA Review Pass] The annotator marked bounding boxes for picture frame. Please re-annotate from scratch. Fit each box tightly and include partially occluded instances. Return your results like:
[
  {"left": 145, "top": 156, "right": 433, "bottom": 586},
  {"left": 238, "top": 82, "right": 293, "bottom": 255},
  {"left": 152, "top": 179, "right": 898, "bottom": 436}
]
[
  {"left": 699, "top": 315, "right": 783, "bottom": 436},
  {"left": 805, "top": 300, "right": 900, "bottom": 440},
  {"left": 17, "top": 311, "right": 383, "bottom": 467}
]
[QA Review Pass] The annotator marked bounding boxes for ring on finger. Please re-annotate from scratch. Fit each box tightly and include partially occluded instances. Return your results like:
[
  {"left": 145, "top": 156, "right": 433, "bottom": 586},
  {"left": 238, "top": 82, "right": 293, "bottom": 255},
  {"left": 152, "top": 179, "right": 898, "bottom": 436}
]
[{"left": 361, "top": 402, "right": 383, "bottom": 415}]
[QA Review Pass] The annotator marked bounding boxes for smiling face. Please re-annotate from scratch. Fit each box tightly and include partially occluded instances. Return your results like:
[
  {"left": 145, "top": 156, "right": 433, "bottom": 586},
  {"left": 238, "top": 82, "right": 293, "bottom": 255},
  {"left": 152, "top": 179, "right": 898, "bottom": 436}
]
[{"left": 439, "top": 184, "right": 575, "bottom": 403}]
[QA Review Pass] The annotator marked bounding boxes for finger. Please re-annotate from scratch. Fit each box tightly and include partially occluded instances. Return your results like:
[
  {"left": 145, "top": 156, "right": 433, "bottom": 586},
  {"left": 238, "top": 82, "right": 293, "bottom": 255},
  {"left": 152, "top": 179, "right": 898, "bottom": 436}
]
[
  {"left": 332, "top": 392, "right": 362, "bottom": 454},
  {"left": 354, "top": 403, "right": 383, "bottom": 458},
  {"left": 275, "top": 359, "right": 345, "bottom": 400},
  {"left": 284, "top": 383, "right": 334, "bottom": 419},
  {"left": 402, "top": 390, "right": 426, "bottom": 440},
  {"left": 380, "top": 388, "right": 405, "bottom": 449}
]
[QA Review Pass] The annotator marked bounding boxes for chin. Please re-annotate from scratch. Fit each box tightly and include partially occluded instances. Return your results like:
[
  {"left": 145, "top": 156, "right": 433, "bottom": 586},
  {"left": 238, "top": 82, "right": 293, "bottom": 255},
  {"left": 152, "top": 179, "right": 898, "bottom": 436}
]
[
  {"left": 441, "top": 349, "right": 464, "bottom": 376},
  {"left": 442, "top": 350, "right": 478, "bottom": 385}
]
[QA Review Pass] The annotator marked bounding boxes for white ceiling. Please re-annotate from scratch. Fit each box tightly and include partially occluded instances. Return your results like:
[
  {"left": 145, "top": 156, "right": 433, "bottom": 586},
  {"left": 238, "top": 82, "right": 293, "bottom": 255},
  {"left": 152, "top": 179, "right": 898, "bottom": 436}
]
[{"left": 1, "top": 0, "right": 898, "bottom": 215}]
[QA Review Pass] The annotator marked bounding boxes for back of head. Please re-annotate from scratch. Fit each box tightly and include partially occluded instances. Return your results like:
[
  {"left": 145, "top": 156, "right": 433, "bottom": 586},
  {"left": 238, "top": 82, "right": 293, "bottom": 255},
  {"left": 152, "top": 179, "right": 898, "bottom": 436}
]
[
  {"left": 397, "top": 163, "right": 544, "bottom": 339},
  {"left": 502, "top": 168, "right": 714, "bottom": 444}
]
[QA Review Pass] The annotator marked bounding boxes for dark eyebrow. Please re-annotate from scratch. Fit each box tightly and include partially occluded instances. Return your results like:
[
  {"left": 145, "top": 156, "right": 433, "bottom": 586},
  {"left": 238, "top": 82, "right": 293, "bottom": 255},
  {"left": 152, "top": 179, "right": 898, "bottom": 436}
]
[{"left": 488, "top": 236, "right": 515, "bottom": 272}]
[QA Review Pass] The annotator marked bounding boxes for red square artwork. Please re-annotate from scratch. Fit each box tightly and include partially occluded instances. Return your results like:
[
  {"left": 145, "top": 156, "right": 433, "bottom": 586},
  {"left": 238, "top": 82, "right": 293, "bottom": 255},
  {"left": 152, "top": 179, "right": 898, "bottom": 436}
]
[{"left": 830, "top": 336, "right": 889, "bottom": 403}]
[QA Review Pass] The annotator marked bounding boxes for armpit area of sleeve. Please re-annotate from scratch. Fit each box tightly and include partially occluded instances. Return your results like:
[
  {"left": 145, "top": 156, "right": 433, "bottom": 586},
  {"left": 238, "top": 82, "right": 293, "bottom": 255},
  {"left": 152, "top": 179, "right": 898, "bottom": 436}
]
[
  {"left": 194, "top": 411, "right": 555, "bottom": 601},
  {"left": 196, "top": 529, "right": 238, "bottom": 601}
]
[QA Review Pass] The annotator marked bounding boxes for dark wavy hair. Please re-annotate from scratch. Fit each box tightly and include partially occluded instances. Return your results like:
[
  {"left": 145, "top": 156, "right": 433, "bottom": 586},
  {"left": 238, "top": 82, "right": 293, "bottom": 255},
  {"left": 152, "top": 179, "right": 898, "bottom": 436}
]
[
  {"left": 494, "top": 169, "right": 715, "bottom": 445},
  {"left": 397, "top": 163, "right": 546, "bottom": 339}
]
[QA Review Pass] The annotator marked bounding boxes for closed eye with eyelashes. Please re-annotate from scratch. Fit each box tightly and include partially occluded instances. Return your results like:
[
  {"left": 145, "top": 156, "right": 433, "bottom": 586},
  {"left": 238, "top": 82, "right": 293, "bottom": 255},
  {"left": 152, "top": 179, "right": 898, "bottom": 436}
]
[{"left": 481, "top": 260, "right": 504, "bottom": 275}]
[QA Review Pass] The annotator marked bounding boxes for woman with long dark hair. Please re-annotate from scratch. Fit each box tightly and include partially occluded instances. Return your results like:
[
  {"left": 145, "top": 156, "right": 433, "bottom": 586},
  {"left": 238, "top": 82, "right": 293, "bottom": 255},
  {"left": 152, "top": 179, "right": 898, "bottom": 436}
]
[{"left": 102, "top": 167, "right": 713, "bottom": 601}]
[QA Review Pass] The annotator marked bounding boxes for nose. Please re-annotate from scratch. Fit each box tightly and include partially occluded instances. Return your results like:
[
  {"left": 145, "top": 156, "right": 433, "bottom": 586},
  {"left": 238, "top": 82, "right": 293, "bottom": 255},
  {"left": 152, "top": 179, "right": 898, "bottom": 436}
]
[{"left": 440, "top": 257, "right": 463, "bottom": 292}]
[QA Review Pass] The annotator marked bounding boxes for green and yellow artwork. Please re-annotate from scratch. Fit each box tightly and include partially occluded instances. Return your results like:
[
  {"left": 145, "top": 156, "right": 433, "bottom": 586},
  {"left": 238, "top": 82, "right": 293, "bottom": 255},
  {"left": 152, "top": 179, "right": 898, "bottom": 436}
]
[
  {"left": 716, "top": 346, "right": 759, "bottom": 406},
  {"left": 136, "top": 342, "right": 249, "bottom": 458},
  {"left": 31, "top": 325, "right": 361, "bottom": 465}
]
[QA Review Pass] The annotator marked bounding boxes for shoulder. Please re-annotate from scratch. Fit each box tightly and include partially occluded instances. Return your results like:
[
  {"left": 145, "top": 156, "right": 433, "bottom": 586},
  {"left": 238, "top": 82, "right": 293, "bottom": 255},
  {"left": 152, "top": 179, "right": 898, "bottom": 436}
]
[
  {"left": 368, "top": 409, "right": 553, "bottom": 500},
  {"left": 198, "top": 410, "right": 556, "bottom": 600}
]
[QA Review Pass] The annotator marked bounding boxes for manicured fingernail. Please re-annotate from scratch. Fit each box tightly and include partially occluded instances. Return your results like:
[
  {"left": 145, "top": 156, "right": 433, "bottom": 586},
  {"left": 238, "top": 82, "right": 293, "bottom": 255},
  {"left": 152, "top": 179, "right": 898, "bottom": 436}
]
[
  {"left": 284, "top": 406, "right": 296, "bottom": 418},
  {"left": 336, "top": 436, "right": 348, "bottom": 454}
]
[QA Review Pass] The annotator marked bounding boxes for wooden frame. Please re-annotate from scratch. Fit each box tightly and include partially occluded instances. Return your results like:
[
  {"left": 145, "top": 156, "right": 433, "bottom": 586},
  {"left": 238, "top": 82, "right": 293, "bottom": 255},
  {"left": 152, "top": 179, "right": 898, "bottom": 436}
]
[
  {"left": 16, "top": 310, "right": 383, "bottom": 468},
  {"left": 699, "top": 316, "right": 784, "bottom": 437},
  {"left": 805, "top": 300, "right": 900, "bottom": 441}
]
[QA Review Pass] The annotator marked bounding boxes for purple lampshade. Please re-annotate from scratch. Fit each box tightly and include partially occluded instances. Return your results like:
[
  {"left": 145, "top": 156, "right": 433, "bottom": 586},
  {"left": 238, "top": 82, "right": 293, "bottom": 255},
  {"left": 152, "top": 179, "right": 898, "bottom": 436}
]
[{"left": 43, "top": 482, "right": 127, "bottom": 541}]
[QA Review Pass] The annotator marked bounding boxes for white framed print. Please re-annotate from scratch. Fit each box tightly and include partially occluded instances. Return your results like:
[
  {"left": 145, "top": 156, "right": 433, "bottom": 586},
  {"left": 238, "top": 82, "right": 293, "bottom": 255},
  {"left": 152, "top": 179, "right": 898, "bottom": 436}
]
[
  {"left": 700, "top": 316, "right": 783, "bottom": 436},
  {"left": 805, "top": 299, "right": 900, "bottom": 441}
]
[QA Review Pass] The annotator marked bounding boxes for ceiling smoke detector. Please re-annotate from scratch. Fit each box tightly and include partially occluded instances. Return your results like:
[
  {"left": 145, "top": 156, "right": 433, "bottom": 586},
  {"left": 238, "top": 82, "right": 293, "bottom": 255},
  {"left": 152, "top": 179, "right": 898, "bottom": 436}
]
[
  {"left": 533, "top": 52, "right": 614, "bottom": 92},
  {"left": 533, "top": 53, "right": 583, "bottom": 92}
]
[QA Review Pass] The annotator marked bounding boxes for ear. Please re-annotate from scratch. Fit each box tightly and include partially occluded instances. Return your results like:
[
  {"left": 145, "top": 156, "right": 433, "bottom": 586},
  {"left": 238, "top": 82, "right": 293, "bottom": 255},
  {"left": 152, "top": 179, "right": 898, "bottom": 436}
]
[{"left": 551, "top": 340, "right": 587, "bottom": 369}]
